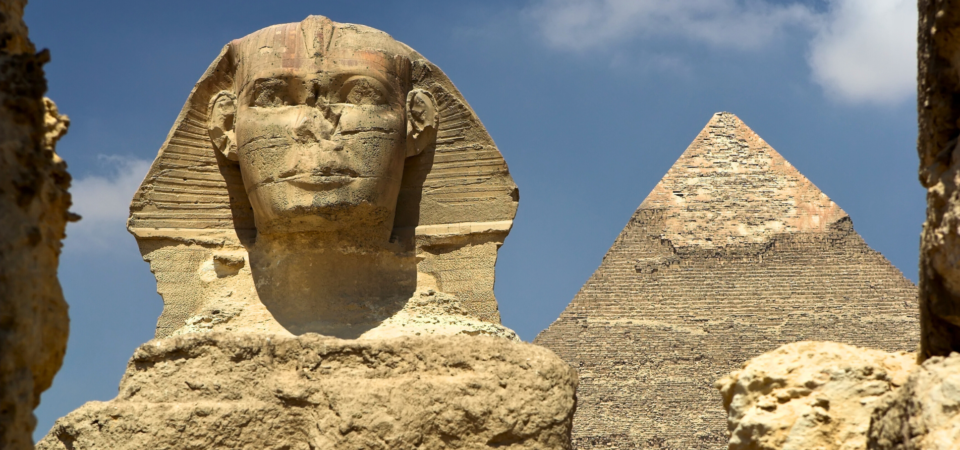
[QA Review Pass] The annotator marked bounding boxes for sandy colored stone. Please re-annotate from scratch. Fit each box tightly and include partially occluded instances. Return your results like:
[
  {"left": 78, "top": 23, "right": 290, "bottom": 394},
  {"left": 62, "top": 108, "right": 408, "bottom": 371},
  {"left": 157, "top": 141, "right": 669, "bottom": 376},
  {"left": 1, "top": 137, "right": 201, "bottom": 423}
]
[
  {"left": 534, "top": 112, "right": 919, "bottom": 449},
  {"left": 0, "top": 1, "right": 72, "bottom": 448},
  {"left": 127, "top": 16, "right": 518, "bottom": 339},
  {"left": 917, "top": 0, "right": 960, "bottom": 360},
  {"left": 36, "top": 332, "right": 577, "bottom": 450},
  {"left": 715, "top": 341, "right": 915, "bottom": 450},
  {"left": 866, "top": 353, "right": 960, "bottom": 450},
  {"left": 170, "top": 289, "right": 519, "bottom": 341}
]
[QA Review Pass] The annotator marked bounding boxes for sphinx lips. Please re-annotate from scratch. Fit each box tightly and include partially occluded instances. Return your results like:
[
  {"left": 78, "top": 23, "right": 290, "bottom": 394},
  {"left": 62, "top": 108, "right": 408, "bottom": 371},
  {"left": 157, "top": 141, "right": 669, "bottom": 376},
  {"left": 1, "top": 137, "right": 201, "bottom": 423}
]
[{"left": 280, "top": 169, "right": 359, "bottom": 190}]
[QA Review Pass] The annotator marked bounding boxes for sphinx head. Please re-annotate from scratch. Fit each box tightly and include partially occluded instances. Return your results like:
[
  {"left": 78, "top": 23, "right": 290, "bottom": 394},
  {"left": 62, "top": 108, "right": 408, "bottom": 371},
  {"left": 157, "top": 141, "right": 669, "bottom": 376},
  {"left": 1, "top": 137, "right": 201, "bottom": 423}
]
[
  {"left": 129, "top": 16, "right": 518, "bottom": 337},
  {"left": 207, "top": 17, "right": 438, "bottom": 239}
]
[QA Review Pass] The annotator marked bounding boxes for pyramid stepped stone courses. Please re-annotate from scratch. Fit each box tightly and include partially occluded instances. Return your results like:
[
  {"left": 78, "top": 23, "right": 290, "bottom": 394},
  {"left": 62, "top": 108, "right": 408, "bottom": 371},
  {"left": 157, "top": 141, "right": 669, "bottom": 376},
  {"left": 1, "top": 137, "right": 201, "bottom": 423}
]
[{"left": 534, "top": 112, "right": 919, "bottom": 449}]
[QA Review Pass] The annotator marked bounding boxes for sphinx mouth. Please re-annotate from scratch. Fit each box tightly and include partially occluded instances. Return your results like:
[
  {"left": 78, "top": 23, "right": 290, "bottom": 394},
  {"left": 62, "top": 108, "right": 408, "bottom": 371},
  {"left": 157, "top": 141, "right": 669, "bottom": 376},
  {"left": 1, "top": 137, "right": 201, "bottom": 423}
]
[{"left": 279, "top": 167, "right": 361, "bottom": 190}]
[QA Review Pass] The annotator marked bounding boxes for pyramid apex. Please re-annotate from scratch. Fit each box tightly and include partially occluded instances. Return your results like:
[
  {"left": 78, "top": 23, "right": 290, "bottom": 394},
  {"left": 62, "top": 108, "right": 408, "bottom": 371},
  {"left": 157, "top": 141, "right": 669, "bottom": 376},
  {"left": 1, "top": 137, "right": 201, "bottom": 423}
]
[
  {"left": 639, "top": 113, "right": 848, "bottom": 249},
  {"left": 705, "top": 111, "right": 751, "bottom": 129},
  {"left": 711, "top": 111, "right": 737, "bottom": 118}
]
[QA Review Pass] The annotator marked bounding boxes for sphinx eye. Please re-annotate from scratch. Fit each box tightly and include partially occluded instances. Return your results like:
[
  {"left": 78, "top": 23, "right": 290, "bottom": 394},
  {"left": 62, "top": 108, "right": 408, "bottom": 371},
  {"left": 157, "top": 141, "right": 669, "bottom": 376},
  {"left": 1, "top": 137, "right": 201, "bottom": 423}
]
[
  {"left": 340, "top": 77, "right": 386, "bottom": 106},
  {"left": 251, "top": 79, "right": 291, "bottom": 108}
]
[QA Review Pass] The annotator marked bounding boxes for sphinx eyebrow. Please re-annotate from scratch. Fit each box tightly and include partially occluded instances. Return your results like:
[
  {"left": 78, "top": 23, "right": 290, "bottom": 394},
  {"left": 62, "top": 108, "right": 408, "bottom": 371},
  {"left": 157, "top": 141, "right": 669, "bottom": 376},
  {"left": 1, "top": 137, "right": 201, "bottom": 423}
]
[{"left": 238, "top": 76, "right": 294, "bottom": 96}]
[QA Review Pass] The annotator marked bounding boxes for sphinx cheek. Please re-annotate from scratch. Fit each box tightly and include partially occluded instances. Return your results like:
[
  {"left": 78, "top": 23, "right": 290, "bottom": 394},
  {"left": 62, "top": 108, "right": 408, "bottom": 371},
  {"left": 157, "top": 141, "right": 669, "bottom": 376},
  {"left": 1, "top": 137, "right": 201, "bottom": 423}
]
[
  {"left": 337, "top": 105, "right": 405, "bottom": 178},
  {"left": 235, "top": 108, "right": 301, "bottom": 187}
]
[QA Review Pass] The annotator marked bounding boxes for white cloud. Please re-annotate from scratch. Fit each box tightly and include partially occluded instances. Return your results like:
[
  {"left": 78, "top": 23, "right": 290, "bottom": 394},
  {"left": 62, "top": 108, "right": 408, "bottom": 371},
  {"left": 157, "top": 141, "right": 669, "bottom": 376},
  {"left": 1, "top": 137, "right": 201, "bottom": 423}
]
[
  {"left": 525, "top": 0, "right": 917, "bottom": 105},
  {"left": 524, "top": 0, "right": 817, "bottom": 52},
  {"left": 807, "top": 0, "right": 916, "bottom": 104},
  {"left": 65, "top": 156, "right": 151, "bottom": 252}
]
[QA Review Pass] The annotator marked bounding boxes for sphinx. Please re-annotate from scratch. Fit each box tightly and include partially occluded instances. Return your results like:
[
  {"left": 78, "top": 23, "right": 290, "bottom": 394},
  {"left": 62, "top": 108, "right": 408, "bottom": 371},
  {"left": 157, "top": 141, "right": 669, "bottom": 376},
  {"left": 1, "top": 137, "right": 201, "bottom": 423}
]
[
  {"left": 38, "top": 17, "right": 578, "bottom": 450},
  {"left": 128, "top": 16, "right": 520, "bottom": 339}
]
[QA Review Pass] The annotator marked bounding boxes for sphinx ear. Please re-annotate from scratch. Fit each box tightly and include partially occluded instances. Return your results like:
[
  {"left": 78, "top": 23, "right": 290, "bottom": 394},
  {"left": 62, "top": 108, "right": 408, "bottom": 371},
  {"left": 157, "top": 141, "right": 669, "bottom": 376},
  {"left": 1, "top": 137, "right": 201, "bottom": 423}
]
[
  {"left": 405, "top": 89, "right": 438, "bottom": 158},
  {"left": 208, "top": 91, "right": 239, "bottom": 162}
]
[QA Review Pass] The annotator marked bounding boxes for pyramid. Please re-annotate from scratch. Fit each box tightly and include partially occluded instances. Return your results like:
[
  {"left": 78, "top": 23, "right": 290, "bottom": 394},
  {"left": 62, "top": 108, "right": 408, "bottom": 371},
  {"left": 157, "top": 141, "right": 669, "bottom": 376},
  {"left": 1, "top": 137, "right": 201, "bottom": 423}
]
[{"left": 534, "top": 113, "right": 919, "bottom": 449}]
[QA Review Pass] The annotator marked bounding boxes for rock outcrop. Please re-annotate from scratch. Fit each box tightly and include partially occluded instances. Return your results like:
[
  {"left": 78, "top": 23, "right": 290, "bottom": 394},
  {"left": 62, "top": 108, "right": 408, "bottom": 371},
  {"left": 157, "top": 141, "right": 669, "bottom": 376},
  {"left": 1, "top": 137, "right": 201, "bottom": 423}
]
[
  {"left": 918, "top": 0, "right": 960, "bottom": 360},
  {"left": 0, "top": 1, "right": 72, "bottom": 448},
  {"left": 37, "top": 333, "right": 577, "bottom": 450},
  {"left": 716, "top": 341, "right": 916, "bottom": 450},
  {"left": 867, "top": 353, "right": 960, "bottom": 450},
  {"left": 534, "top": 112, "right": 919, "bottom": 449}
]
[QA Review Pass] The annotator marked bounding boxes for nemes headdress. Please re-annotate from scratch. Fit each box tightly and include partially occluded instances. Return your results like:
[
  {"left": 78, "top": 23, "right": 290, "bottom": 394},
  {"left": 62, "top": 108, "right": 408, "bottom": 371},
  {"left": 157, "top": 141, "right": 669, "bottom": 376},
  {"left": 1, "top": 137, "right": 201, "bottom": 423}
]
[{"left": 128, "top": 16, "right": 518, "bottom": 337}]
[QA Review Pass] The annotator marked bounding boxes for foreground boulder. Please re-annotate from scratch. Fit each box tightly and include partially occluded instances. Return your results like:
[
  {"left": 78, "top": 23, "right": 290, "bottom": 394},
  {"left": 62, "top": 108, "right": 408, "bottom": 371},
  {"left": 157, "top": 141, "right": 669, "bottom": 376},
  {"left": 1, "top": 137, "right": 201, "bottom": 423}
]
[
  {"left": 37, "top": 333, "right": 578, "bottom": 450},
  {"left": 868, "top": 353, "right": 960, "bottom": 450},
  {"left": 716, "top": 341, "right": 916, "bottom": 450}
]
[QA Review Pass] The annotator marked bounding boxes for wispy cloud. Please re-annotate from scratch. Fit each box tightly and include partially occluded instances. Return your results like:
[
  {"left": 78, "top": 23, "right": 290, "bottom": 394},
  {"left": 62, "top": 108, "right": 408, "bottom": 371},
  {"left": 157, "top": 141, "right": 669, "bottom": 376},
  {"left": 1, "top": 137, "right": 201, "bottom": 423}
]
[
  {"left": 65, "top": 156, "right": 151, "bottom": 252},
  {"left": 807, "top": 0, "right": 916, "bottom": 104},
  {"left": 524, "top": 0, "right": 916, "bottom": 105},
  {"left": 524, "top": 0, "right": 816, "bottom": 52}
]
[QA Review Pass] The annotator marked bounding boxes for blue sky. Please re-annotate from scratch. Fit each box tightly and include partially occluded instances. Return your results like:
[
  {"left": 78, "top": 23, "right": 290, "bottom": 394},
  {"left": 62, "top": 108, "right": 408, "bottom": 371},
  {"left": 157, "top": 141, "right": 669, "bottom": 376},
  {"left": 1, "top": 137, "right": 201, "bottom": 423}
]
[{"left": 27, "top": 0, "right": 920, "bottom": 439}]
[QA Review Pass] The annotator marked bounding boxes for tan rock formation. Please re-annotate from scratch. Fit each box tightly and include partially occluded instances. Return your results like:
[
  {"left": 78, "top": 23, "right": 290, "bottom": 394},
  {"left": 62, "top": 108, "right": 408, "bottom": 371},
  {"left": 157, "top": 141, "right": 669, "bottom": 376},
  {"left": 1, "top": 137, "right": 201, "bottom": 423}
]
[
  {"left": 868, "top": 353, "right": 960, "bottom": 450},
  {"left": 534, "top": 112, "right": 919, "bottom": 449},
  {"left": 0, "top": 1, "right": 72, "bottom": 448},
  {"left": 918, "top": 0, "right": 960, "bottom": 360},
  {"left": 716, "top": 341, "right": 916, "bottom": 450},
  {"left": 128, "top": 16, "right": 518, "bottom": 339},
  {"left": 36, "top": 333, "right": 577, "bottom": 450}
]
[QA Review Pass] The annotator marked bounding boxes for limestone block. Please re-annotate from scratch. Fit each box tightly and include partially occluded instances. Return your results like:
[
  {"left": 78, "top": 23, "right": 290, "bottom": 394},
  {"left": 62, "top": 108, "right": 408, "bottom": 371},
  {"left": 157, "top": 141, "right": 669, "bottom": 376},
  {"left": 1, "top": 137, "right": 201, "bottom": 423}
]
[
  {"left": 0, "top": 0, "right": 72, "bottom": 448},
  {"left": 36, "top": 333, "right": 578, "bottom": 450},
  {"left": 868, "top": 353, "right": 960, "bottom": 450},
  {"left": 716, "top": 341, "right": 916, "bottom": 450}
]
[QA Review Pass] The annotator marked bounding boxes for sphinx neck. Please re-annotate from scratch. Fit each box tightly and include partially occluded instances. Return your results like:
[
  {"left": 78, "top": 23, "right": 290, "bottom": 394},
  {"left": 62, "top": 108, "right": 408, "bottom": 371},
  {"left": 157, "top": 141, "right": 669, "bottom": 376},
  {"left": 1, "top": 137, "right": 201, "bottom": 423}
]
[{"left": 248, "top": 231, "right": 417, "bottom": 338}]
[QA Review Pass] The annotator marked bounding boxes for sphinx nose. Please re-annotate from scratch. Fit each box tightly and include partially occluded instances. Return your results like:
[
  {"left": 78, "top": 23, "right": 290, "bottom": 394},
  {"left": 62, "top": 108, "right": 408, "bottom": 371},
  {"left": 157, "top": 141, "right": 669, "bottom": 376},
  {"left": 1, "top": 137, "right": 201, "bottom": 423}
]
[{"left": 292, "top": 105, "right": 340, "bottom": 143}]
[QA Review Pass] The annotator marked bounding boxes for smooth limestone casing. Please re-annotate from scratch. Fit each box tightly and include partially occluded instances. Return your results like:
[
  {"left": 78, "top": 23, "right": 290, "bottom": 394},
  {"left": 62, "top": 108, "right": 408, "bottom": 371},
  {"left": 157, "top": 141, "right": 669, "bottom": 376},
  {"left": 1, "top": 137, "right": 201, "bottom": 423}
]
[{"left": 534, "top": 112, "right": 919, "bottom": 449}]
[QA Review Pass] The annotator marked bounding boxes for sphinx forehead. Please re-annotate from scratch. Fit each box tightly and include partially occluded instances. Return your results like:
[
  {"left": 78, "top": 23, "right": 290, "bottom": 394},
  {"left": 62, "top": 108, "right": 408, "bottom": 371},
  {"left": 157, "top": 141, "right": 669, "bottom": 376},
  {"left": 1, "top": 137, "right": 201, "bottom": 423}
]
[
  {"left": 230, "top": 16, "right": 413, "bottom": 89},
  {"left": 233, "top": 16, "right": 411, "bottom": 62}
]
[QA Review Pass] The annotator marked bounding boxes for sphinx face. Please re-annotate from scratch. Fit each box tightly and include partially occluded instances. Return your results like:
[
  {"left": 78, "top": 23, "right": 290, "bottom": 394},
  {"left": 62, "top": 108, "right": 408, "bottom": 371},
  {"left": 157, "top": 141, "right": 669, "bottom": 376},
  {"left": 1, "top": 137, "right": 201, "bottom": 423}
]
[{"left": 232, "top": 47, "right": 409, "bottom": 237}]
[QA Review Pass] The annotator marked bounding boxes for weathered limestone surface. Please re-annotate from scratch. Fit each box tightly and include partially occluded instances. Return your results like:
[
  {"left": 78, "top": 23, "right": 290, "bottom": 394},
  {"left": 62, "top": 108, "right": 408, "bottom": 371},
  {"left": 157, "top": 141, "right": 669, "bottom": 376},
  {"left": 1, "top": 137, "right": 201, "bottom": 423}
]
[
  {"left": 0, "top": 1, "right": 72, "bottom": 448},
  {"left": 128, "top": 16, "right": 518, "bottom": 339},
  {"left": 534, "top": 112, "right": 919, "bottom": 449},
  {"left": 868, "top": 353, "right": 960, "bottom": 450},
  {"left": 717, "top": 341, "right": 916, "bottom": 450},
  {"left": 40, "top": 16, "right": 575, "bottom": 449},
  {"left": 37, "top": 333, "right": 577, "bottom": 450},
  {"left": 918, "top": 0, "right": 960, "bottom": 361}
]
